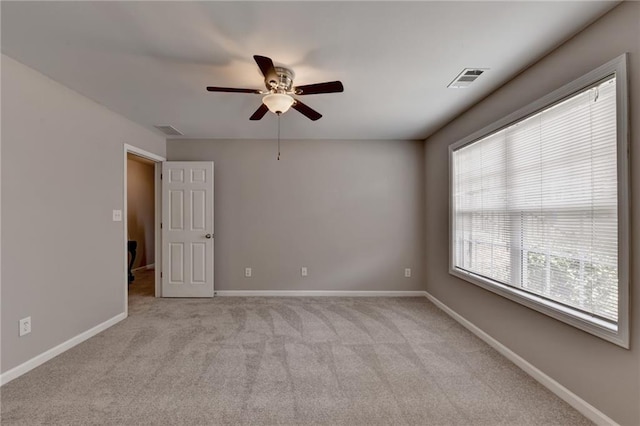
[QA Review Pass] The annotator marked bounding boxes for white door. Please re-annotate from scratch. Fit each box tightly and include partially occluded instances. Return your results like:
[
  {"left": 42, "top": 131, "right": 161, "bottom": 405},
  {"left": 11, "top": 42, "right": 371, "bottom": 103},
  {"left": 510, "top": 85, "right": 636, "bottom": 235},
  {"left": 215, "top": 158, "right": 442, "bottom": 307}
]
[{"left": 162, "top": 162, "right": 214, "bottom": 297}]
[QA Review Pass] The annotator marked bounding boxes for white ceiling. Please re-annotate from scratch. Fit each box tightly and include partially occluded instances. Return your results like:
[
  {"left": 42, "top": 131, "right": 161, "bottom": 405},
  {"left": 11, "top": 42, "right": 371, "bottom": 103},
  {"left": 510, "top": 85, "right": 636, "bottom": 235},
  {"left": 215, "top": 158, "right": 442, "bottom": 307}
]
[{"left": 1, "top": 1, "right": 618, "bottom": 140}]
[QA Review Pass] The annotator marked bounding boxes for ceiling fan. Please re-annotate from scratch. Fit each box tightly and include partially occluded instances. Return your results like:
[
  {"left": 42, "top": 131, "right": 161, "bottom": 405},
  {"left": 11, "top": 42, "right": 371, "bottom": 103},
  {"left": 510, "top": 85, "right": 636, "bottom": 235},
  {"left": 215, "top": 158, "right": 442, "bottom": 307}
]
[{"left": 206, "top": 55, "right": 344, "bottom": 121}]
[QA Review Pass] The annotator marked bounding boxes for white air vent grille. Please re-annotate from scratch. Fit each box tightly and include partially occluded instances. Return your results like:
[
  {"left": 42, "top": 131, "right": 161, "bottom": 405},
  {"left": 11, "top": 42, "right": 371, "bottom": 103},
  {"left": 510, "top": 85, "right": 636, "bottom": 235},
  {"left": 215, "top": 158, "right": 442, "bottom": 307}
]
[
  {"left": 154, "top": 125, "right": 183, "bottom": 136},
  {"left": 448, "top": 68, "right": 487, "bottom": 89}
]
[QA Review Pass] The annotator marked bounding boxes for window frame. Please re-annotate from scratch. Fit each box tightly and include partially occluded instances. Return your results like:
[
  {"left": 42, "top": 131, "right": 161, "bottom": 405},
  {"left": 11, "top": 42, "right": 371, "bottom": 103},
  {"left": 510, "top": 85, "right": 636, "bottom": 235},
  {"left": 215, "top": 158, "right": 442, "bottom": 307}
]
[{"left": 448, "top": 54, "right": 629, "bottom": 348}]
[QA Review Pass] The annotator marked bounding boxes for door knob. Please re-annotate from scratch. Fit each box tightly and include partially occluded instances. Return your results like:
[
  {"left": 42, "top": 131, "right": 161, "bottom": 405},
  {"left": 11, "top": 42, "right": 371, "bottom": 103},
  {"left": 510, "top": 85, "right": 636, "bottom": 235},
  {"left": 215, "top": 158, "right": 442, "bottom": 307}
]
[{"left": 205, "top": 234, "right": 212, "bottom": 239}]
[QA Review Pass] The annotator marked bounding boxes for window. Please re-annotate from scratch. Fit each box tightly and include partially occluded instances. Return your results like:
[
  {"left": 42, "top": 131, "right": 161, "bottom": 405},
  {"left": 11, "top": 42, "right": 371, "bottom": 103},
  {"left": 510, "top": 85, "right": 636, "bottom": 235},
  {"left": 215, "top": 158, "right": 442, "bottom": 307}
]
[{"left": 449, "top": 55, "right": 629, "bottom": 347}]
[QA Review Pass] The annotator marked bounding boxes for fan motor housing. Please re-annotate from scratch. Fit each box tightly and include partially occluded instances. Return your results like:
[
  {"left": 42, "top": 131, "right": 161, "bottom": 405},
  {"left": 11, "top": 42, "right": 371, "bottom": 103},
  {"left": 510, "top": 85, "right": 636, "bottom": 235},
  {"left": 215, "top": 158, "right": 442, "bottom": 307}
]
[{"left": 266, "top": 67, "right": 295, "bottom": 92}]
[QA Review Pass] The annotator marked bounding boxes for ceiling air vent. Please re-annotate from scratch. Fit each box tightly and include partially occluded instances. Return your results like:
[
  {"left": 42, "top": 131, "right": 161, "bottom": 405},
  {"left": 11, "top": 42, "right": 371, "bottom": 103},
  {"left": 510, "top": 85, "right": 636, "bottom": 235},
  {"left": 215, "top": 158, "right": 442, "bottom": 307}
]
[
  {"left": 154, "top": 125, "right": 183, "bottom": 136},
  {"left": 447, "top": 68, "right": 487, "bottom": 89}
]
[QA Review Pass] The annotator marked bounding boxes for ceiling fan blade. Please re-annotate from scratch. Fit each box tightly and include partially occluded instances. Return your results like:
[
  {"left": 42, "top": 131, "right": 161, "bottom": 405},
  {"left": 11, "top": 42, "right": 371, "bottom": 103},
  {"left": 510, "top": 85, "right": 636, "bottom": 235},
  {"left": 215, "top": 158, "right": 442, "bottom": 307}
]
[
  {"left": 249, "top": 104, "right": 269, "bottom": 121},
  {"left": 253, "top": 55, "right": 277, "bottom": 79},
  {"left": 295, "top": 81, "right": 344, "bottom": 95},
  {"left": 292, "top": 100, "right": 322, "bottom": 121},
  {"left": 206, "top": 86, "right": 261, "bottom": 94}
]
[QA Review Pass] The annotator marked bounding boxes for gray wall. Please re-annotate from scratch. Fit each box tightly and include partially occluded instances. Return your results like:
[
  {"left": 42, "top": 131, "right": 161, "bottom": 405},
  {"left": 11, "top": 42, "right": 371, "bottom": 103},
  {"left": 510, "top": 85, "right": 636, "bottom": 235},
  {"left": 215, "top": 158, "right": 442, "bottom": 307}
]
[
  {"left": 423, "top": 3, "right": 639, "bottom": 425},
  {"left": 168, "top": 138, "right": 425, "bottom": 292},
  {"left": 127, "top": 155, "right": 155, "bottom": 269},
  {"left": 1, "top": 55, "right": 166, "bottom": 374}
]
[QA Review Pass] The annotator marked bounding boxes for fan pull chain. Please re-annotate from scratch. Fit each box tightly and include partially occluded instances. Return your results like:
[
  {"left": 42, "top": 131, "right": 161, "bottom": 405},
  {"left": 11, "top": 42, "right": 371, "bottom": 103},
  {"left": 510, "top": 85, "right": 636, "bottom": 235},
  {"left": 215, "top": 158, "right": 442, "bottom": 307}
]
[{"left": 277, "top": 112, "right": 281, "bottom": 161}]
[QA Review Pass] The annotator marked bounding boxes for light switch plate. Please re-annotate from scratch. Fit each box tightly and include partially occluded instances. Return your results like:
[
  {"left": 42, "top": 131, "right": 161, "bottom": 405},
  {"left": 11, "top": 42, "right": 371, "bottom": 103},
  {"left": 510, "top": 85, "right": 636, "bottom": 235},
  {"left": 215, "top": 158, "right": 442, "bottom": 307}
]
[
  {"left": 112, "top": 210, "right": 122, "bottom": 222},
  {"left": 301, "top": 267, "right": 308, "bottom": 277}
]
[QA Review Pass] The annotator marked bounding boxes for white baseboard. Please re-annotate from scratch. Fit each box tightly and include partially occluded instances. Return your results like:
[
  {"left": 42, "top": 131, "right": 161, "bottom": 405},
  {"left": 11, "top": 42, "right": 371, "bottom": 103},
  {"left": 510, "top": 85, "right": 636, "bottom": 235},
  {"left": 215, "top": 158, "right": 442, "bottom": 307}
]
[
  {"left": 132, "top": 263, "right": 155, "bottom": 272},
  {"left": 0, "top": 312, "right": 127, "bottom": 386},
  {"left": 424, "top": 292, "right": 618, "bottom": 426},
  {"left": 215, "top": 290, "right": 427, "bottom": 297}
]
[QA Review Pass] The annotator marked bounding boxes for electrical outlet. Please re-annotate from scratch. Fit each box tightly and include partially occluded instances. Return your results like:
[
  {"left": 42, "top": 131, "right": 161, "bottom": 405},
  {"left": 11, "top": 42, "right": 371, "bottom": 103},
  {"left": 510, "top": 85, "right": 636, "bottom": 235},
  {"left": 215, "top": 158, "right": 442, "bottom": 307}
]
[
  {"left": 245, "top": 267, "right": 252, "bottom": 278},
  {"left": 19, "top": 317, "right": 31, "bottom": 336},
  {"left": 301, "top": 267, "right": 308, "bottom": 277},
  {"left": 404, "top": 268, "right": 412, "bottom": 278},
  {"left": 112, "top": 209, "right": 122, "bottom": 222}
]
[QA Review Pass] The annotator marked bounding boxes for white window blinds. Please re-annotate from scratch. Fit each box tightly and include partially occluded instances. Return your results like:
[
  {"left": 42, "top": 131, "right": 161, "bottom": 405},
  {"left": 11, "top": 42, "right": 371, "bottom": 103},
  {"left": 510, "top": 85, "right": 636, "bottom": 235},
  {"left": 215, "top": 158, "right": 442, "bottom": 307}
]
[{"left": 452, "top": 76, "right": 618, "bottom": 324}]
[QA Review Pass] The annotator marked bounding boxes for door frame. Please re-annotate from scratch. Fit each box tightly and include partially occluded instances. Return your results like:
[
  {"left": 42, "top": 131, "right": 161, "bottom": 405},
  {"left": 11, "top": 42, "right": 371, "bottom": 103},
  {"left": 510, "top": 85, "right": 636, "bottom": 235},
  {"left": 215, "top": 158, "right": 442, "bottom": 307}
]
[{"left": 123, "top": 144, "right": 166, "bottom": 314}]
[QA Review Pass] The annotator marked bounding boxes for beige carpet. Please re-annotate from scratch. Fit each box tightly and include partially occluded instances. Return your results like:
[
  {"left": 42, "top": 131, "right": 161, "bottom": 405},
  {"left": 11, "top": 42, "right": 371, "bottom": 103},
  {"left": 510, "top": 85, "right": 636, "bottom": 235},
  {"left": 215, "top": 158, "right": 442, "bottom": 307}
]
[{"left": 1, "top": 269, "right": 591, "bottom": 425}]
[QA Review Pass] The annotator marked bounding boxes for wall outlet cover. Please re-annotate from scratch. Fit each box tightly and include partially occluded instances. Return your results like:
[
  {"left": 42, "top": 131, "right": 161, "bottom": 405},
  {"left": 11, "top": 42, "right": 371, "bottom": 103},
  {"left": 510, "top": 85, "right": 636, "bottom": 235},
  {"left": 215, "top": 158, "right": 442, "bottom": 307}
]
[{"left": 19, "top": 317, "right": 31, "bottom": 336}]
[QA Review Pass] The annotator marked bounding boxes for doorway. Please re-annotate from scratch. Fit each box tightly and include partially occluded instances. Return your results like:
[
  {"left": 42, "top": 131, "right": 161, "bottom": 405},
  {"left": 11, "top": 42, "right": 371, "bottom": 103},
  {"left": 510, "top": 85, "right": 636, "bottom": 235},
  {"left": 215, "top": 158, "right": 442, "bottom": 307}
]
[{"left": 123, "top": 144, "right": 165, "bottom": 314}]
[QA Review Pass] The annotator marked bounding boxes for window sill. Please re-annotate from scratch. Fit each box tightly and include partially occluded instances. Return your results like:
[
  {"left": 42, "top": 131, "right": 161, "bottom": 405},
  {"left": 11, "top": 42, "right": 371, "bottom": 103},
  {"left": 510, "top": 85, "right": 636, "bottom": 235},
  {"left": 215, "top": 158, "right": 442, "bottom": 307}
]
[{"left": 449, "top": 266, "right": 628, "bottom": 348}]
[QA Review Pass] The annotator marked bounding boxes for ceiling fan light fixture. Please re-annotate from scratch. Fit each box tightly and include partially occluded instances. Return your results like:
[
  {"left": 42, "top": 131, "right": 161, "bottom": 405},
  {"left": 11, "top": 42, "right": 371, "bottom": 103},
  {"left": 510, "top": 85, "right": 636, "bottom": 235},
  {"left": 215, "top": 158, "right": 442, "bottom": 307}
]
[
  {"left": 207, "top": 55, "right": 341, "bottom": 121},
  {"left": 262, "top": 93, "right": 294, "bottom": 114}
]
